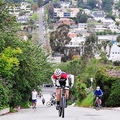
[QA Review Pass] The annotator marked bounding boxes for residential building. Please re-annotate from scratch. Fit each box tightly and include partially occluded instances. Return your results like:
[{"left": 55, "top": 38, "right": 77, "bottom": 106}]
[
  {"left": 71, "top": 0, "right": 77, "bottom": 5},
  {"left": 107, "top": 24, "right": 120, "bottom": 33},
  {"left": 60, "top": 1, "right": 70, "bottom": 8},
  {"left": 98, "top": 35, "right": 118, "bottom": 43},
  {"left": 92, "top": 11, "right": 105, "bottom": 21},
  {"left": 65, "top": 36, "right": 85, "bottom": 47},
  {"left": 114, "top": 0, "right": 119, "bottom": 4},
  {"left": 53, "top": 8, "right": 79, "bottom": 18},
  {"left": 78, "top": 23, "right": 88, "bottom": 30},
  {"left": 107, "top": 43, "right": 120, "bottom": 61},
  {"left": 83, "top": 9, "right": 91, "bottom": 15},
  {"left": 67, "top": 32, "right": 77, "bottom": 38},
  {"left": 17, "top": 16, "right": 29, "bottom": 23},
  {"left": 20, "top": 2, "right": 31, "bottom": 11},
  {"left": 102, "top": 18, "right": 115, "bottom": 27},
  {"left": 95, "top": 25, "right": 107, "bottom": 32},
  {"left": 58, "top": 18, "right": 75, "bottom": 26}
]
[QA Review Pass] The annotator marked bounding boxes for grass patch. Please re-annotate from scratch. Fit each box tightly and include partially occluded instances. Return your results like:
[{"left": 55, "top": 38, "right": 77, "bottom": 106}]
[{"left": 76, "top": 92, "right": 94, "bottom": 107}]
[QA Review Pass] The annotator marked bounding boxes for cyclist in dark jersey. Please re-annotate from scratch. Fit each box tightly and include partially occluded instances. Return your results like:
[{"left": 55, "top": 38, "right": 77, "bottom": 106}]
[
  {"left": 51, "top": 68, "right": 74, "bottom": 110},
  {"left": 94, "top": 86, "right": 103, "bottom": 105}
]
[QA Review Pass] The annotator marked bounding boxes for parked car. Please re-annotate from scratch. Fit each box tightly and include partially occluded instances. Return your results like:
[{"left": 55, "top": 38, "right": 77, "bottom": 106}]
[{"left": 43, "top": 84, "right": 53, "bottom": 87}]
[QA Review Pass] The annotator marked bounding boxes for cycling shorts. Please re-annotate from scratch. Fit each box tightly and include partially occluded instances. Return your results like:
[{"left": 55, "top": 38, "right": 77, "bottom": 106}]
[
  {"left": 32, "top": 99, "right": 37, "bottom": 102},
  {"left": 96, "top": 95, "right": 102, "bottom": 99}
]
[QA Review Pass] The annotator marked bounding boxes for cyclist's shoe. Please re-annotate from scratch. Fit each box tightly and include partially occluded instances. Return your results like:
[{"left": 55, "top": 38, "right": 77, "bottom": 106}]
[{"left": 56, "top": 105, "right": 59, "bottom": 110}]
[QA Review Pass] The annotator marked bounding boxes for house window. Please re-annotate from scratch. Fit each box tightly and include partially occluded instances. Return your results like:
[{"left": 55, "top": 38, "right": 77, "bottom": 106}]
[
  {"left": 54, "top": 12, "right": 57, "bottom": 17},
  {"left": 64, "top": 13, "right": 70, "bottom": 17},
  {"left": 112, "top": 52, "right": 114, "bottom": 54}
]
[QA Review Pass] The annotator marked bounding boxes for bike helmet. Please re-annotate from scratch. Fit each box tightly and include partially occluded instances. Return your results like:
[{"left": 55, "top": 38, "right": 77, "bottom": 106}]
[
  {"left": 54, "top": 68, "right": 62, "bottom": 76},
  {"left": 96, "top": 86, "right": 100, "bottom": 90}
]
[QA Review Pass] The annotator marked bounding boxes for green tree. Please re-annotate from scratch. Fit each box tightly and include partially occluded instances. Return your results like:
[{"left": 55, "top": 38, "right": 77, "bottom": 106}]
[
  {"left": 76, "top": 11, "right": 82, "bottom": 23},
  {"left": 0, "top": 47, "right": 22, "bottom": 78},
  {"left": 32, "top": 2, "right": 39, "bottom": 11},
  {"left": 83, "top": 33, "right": 99, "bottom": 60},
  {"left": 116, "top": 35, "right": 120, "bottom": 47},
  {"left": 8, "top": 41, "right": 53, "bottom": 107},
  {"left": 88, "top": 0, "right": 97, "bottom": 9},
  {"left": 101, "top": 41, "right": 107, "bottom": 51},
  {"left": 108, "top": 42, "right": 113, "bottom": 58},
  {"left": 116, "top": 0, "right": 120, "bottom": 11},
  {"left": 31, "top": 12, "right": 39, "bottom": 21},
  {"left": 0, "top": 83, "right": 9, "bottom": 110},
  {"left": 0, "top": 0, "right": 53, "bottom": 108},
  {"left": 50, "top": 24, "right": 71, "bottom": 54},
  {"left": 79, "top": 13, "right": 88, "bottom": 23},
  {"left": 102, "top": 0, "right": 113, "bottom": 12},
  {"left": 37, "top": 0, "right": 43, "bottom": 7}
]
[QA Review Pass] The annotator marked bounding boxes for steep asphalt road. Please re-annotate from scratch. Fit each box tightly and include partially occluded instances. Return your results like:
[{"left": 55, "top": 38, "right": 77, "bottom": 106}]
[{"left": 1, "top": 87, "right": 120, "bottom": 120}]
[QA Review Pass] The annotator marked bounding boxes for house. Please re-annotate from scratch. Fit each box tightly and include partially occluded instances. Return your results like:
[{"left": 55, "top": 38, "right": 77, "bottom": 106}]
[
  {"left": 53, "top": 8, "right": 79, "bottom": 18},
  {"left": 97, "top": 35, "right": 118, "bottom": 43},
  {"left": 58, "top": 18, "right": 75, "bottom": 26},
  {"left": 78, "top": 23, "right": 88, "bottom": 30},
  {"left": 107, "top": 43, "right": 120, "bottom": 61},
  {"left": 20, "top": 2, "right": 31, "bottom": 11},
  {"left": 17, "top": 16, "right": 29, "bottom": 23},
  {"left": 72, "top": 0, "right": 77, "bottom": 5},
  {"left": 95, "top": 24, "right": 107, "bottom": 32},
  {"left": 67, "top": 32, "right": 77, "bottom": 38},
  {"left": 107, "top": 24, "right": 120, "bottom": 33},
  {"left": 102, "top": 18, "right": 115, "bottom": 27},
  {"left": 65, "top": 36, "right": 85, "bottom": 47},
  {"left": 92, "top": 11, "right": 105, "bottom": 21},
  {"left": 83, "top": 9, "right": 91, "bottom": 15},
  {"left": 60, "top": 1, "right": 70, "bottom": 8},
  {"left": 114, "top": 0, "right": 119, "bottom": 4}
]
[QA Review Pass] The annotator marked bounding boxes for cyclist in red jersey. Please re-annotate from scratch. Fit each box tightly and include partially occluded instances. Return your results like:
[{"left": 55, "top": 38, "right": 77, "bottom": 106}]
[{"left": 51, "top": 68, "right": 74, "bottom": 110}]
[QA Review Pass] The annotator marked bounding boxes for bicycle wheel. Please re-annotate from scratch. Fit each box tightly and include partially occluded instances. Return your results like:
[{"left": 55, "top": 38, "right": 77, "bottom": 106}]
[
  {"left": 94, "top": 101, "right": 100, "bottom": 110},
  {"left": 58, "top": 107, "right": 62, "bottom": 117},
  {"left": 61, "top": 96, "right": 65, "bottom": 118},
  {"left": 46, "top": 101, "right": 52, "bottom": 107}
]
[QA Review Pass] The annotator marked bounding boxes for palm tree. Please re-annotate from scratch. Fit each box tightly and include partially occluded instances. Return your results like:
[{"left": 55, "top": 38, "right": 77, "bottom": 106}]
[
  {"left": 116, "top": 35, "right": 120, "bottom": 47},
  {"left": 101, "top": 41, "right": 107, "bottom": 52},
  {"left": 108, "top": 42, "right": 113, "bottom": 58}
]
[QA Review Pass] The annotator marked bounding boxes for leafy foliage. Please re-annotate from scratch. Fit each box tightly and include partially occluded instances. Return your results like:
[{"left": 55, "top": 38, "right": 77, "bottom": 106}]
[
  {"left": 95, "top": 67, "right": 120, "bottom": 107},
  {"left": 50, "top": 24, "right": 71, "bottom": 54},
  {"left": 0, "top": 47, "right": 22, "bottom": 78},
  {"left": 0, "top": 0, "right": 53, "bottom": 108},
  {"left": 83, "top": 33, "right": 99, "bottom": 60},
  {"left": 105, "top": 82, "right": 120, "bottom": 107},
  {"left": 0, "top": 83, "right": 9, "bottom": 110}
]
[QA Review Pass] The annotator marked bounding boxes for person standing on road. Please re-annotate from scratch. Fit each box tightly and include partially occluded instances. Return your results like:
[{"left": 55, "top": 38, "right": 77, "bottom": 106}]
[
  {"left": 51, "top": 68, "right": 74, "bottom": 110},
  {"left": 41, "top": 95, "right": 45, "bottom": 105},
  {"left": 31, "top": 89, "right": 38, "bottom": 109}
]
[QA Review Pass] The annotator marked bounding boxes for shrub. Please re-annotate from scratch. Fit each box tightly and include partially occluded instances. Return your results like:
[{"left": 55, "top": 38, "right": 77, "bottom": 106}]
[
  {"left": 113, "top": 61, "right": 120, "bottom": 66},
  {"left": 105, "top": 82, "right": 120, "bottom": 107},
  {"left": 0, "top": 83, "right": 9, "bottom": 110}
]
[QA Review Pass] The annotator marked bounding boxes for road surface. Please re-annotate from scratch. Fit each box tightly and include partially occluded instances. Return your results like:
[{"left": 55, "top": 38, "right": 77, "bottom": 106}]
[{"left": 1, "top": 87, "right": 120, "bottom": 120}]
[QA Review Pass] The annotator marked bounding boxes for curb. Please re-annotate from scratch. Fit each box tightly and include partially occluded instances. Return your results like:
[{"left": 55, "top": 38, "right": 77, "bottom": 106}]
[{"left": 0, "top": 108, "right": 10, "bottom": 116}]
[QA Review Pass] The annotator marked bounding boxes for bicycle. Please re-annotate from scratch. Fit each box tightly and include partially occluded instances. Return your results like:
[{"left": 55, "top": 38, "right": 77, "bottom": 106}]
[
  {"left": 58, "top": 85, "right": 67, "bottom": 118},
  {"left": 94, "top": 96, "right": 101, "bottom": 110},
  {"left": 46, "top": 99, "right": 56, "bottom": 107}
]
